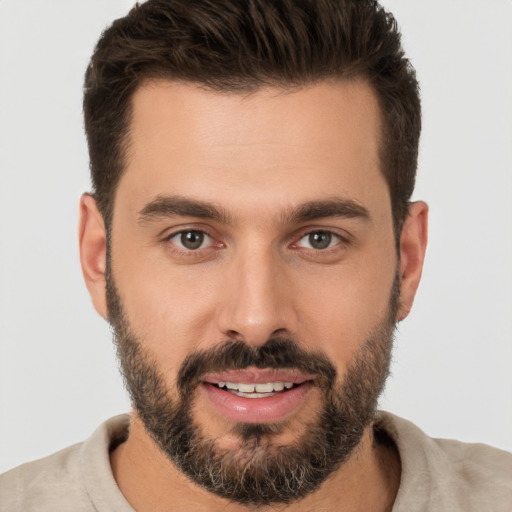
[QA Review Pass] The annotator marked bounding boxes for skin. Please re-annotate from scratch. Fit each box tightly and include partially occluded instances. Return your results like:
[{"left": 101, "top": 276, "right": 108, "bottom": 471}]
[{"left": 79, "top": 79, "right": 428, "bottom": 511}]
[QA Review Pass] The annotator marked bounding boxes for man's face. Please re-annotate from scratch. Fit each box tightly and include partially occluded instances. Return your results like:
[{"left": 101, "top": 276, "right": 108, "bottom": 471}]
[{"left": 103, "top": 79, "right": 400, "bottom": 503}]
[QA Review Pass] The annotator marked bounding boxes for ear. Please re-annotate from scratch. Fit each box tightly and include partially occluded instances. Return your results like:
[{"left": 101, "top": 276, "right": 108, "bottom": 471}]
[
  {"left": 397, "top": 201, "right": 428, "bottom": 321},
  {"left": 79, "top": 193, "right": 108, "bottom": 319}
]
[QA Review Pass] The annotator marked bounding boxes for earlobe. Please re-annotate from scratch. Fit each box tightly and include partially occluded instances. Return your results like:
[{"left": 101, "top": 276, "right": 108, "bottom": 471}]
[
  {"left": 79, "top": 193, "right": 108, "bottom": 319},
  {"left": 397, "top": 201, "right": 428, "bottom": 321}
]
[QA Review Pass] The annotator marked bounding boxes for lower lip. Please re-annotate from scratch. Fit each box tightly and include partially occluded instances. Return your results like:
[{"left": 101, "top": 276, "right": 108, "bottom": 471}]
[{"left": 201, "top": 382, "right": 313, "bottom": 423}]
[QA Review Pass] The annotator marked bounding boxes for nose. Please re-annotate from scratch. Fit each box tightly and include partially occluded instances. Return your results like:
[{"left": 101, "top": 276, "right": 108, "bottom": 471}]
[{"left": 217, "top": 245, "right": 298, "bottom": 347}]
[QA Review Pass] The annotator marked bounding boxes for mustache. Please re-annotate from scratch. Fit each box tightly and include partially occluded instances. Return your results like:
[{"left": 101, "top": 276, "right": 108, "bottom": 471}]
[{"left": 177, "top": 338, "right": 337, "bottom": 395}]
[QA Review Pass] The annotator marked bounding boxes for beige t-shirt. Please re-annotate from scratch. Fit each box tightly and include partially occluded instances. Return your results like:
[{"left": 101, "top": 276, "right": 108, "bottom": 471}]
[{"left": 1, "top": 412, "right": 511, "bottom": 511}]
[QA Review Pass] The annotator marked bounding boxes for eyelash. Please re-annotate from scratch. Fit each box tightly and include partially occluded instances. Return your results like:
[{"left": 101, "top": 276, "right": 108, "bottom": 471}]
[
  {"left": 164, "top": 229, "right": 222, "bottom": 257},
  {"left": 162, "top": 228, "right": 350, "bottom": 261},
  {"left": 293, "top": 230, "right": 346, "bottom": 252}
]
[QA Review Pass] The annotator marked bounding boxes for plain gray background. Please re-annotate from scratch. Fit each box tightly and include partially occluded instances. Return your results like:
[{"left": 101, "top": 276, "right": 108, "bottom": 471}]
[{"left": 1, "top": 0, "right": 511, "bottom": 473}]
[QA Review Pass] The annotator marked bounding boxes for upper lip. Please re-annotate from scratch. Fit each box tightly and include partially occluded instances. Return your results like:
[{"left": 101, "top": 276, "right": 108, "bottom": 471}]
[{"left": 202, "top": 367, "right": 313, "bottom": 385}]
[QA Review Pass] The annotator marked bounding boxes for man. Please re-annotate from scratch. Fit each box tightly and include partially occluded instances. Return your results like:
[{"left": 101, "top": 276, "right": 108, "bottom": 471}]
[{"left": 1, "top": 0, "right": 511, "bottom": 510}]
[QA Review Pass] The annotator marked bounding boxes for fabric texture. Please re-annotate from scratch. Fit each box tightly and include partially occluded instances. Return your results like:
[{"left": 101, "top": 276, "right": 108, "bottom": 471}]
[{"left": 1, "top": 412, "right": 511, "bottom": 511}]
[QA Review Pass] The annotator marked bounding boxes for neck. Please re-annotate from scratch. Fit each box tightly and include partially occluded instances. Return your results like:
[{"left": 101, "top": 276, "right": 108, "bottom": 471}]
[{"left": 110, "top": 413, "right": 401, "bottom": 512}]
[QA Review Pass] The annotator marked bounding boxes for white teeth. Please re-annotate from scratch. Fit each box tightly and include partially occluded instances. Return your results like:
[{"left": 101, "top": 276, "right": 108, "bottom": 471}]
[
  {"left": 255, "top": 382, "right": 274, "bottom": 393},
  {"left": 217, "top": 381, "right": 296, "bottom": 392},
  {"left": 238, "top": 383, "right": 256, "bottom": 393}
]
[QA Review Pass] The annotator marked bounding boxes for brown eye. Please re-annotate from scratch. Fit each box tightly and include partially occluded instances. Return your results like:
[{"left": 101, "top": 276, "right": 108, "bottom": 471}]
[
  {"left": 296, "top": 230, "right": 341, "bottom": 250},
  {"left": 169, "top": 230, "right": 211, "bottom": 250},
  {"left": 181, "top": 231, "right": 204, "bottom": 249}
]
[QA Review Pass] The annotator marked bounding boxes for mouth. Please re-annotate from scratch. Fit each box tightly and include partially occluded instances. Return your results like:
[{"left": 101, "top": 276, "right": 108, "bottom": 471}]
[
  {"left": 201, "top": 367, "right": 314, "bottom": 423},
  {"left": 213, "top": 380, "right": 299, "bottom": 398}
]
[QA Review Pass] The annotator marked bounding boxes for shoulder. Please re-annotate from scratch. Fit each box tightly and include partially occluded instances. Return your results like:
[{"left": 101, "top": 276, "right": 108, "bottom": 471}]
[
  {"left": 376, "top": 411, "right": 512, "bottom": 512},
  {"left": 0, "top": 415, "right": 132, "bottom": 512},
  {"left": 434, "top": 435, "right": 512, "bottom": 482},
  {"left": 0, "top": 442, "right": 89, "bottom": 512}
]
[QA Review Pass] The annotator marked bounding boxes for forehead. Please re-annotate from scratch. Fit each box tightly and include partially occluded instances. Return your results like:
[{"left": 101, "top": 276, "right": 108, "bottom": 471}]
[{"left": 117, "top": 79, "right": 388, "bottom": 223}]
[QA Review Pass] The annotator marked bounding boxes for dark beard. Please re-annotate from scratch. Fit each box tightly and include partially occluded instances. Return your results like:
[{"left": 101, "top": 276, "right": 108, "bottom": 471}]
[{"left": 106, "top": 267, "right": 399, "bottom": 506}]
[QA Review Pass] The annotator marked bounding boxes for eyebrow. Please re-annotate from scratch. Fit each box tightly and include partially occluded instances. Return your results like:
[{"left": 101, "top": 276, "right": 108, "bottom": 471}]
[
  {"left": 283, "top": 198, "right": 371, "bottom": 224},
  {"left": 138, "top": 195, "right": 233, "bottom": 224},
  {"left": 138, "top": 195, "right": 370, "bottom": 225}
]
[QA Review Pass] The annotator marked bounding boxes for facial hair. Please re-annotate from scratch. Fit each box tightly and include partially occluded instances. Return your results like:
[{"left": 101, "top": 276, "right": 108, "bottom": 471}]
[{"left": 106, "top": 266, "right": 399, "bottom": 506}]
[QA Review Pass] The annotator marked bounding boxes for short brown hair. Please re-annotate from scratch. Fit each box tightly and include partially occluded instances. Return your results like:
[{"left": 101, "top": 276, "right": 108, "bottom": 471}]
[{"left": 84, "top": 0, "right": 420, "bottom": 235}]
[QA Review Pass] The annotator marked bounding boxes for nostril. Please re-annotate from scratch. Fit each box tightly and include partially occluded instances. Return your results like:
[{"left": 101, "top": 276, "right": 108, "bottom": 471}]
[{"left": 225, "top": 329, "right": 241, "bottom": 339}]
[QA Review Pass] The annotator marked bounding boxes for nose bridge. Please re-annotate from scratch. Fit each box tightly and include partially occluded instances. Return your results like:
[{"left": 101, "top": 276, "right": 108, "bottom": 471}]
[{"left": 217, "top": 240, "right": 297, "bottom": 346}]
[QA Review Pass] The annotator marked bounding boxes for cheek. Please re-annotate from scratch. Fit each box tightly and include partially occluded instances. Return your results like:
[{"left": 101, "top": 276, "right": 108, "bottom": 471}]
[
  {"left": 294, "top": 255, "right": 396, "bottom": 365},
  {"left": 115, "top": 253, "right": 224, "bottom": 361}
]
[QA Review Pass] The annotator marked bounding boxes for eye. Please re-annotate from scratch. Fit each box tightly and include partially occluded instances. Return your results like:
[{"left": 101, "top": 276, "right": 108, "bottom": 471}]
[
  {"left": 296, "top": 230, "right": 342, "bottom": 250},
  {"left": 168, "top": 230, "right": 213, "bottom": 250}
]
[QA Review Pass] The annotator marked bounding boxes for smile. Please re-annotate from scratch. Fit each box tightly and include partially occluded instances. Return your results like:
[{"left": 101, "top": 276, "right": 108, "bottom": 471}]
[
  {"left": 215, "top": 381, "right": 296, "bottom": 397},
  {"left": 201, "top": 368, "right": 314, "bottom": 423}
]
